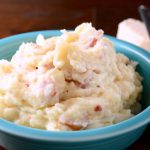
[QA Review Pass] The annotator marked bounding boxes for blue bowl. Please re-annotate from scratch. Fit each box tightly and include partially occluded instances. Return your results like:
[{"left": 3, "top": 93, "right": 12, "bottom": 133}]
[{"left": 0, "top": 31, "right": 150, "bottom": 150}]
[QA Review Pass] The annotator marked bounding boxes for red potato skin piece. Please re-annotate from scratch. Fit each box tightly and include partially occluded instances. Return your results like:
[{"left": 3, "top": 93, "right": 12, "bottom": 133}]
[
  {"left": 25, "top": 83, "right": 30, "bottom": 87},
  {"left": 65, "top": 79, "right": 86, "bottom": 89},
  {"left": 94, "top": 105, "right": 102, "bottom": 112},
  {"left": 51, "top": 90, "right": 57, "bottom": 96},
  {"left": 43, "top": 63, "right": 54, "bottom": 69},
  {"left": 89, "top": 38, "right": 97, "bottom": 47},
  {"left": 64, "top": 122, "right": 84, "bottom": 131}
]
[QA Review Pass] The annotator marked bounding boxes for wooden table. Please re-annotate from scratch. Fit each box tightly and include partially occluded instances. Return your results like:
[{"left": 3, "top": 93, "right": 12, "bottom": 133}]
[{"left": 0, "top": 0, "right": 150, "bottom": 150}]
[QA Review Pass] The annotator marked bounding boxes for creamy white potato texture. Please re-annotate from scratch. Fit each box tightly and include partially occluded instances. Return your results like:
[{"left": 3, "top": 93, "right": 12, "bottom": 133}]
[{"left": 0, "top": 23, "right": 142, "bottom": 131}]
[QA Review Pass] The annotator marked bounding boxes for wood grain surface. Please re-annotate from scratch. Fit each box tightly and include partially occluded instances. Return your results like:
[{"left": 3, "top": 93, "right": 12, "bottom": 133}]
[{"left": 0, "top": 0, "right": 150, "bottom": 150}]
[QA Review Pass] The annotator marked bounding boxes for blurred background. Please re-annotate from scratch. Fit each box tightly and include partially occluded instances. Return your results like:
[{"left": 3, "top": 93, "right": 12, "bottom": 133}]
[
  {"left": 0, "top": 0, "right": 150, "bottom": 150},
  {"left": 0, "top": 0, "right": 150, "bottom": 38}
]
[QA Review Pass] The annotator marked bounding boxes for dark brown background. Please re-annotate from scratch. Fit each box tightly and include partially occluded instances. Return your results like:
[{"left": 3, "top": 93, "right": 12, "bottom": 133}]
[{"left": 0, "top": 0, "right": 150, "bottom": 150}]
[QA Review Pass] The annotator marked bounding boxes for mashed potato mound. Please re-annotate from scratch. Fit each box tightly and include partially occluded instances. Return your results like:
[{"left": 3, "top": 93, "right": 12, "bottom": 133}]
[{"left": 0, "top": 23, "right": 142, "bottom": 131}]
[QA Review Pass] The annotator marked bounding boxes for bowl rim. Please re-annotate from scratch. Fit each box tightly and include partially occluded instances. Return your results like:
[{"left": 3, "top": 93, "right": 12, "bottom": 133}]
[{"left": 0, "top": 30, "right": 150, "bottom": 142}]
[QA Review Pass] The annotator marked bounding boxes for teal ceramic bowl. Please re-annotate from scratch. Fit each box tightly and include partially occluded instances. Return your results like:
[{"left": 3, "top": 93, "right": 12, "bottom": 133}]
[{"left": 0, "top": 31, "right": 150, "bottom": 150}]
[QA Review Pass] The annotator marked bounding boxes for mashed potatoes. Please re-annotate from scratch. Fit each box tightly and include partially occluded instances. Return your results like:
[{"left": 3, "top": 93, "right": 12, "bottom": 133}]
[{"left": 0, "top": 23, "right": 142, "bottom": 131}]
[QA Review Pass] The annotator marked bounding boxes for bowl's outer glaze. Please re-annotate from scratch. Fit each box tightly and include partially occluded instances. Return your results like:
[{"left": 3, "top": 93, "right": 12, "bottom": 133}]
[
  {"left": 0, "top": 31, "right": 150, "bottom": 150},
  {"left": 0, "top": 125, "right": 147, "bottom": 150}
]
